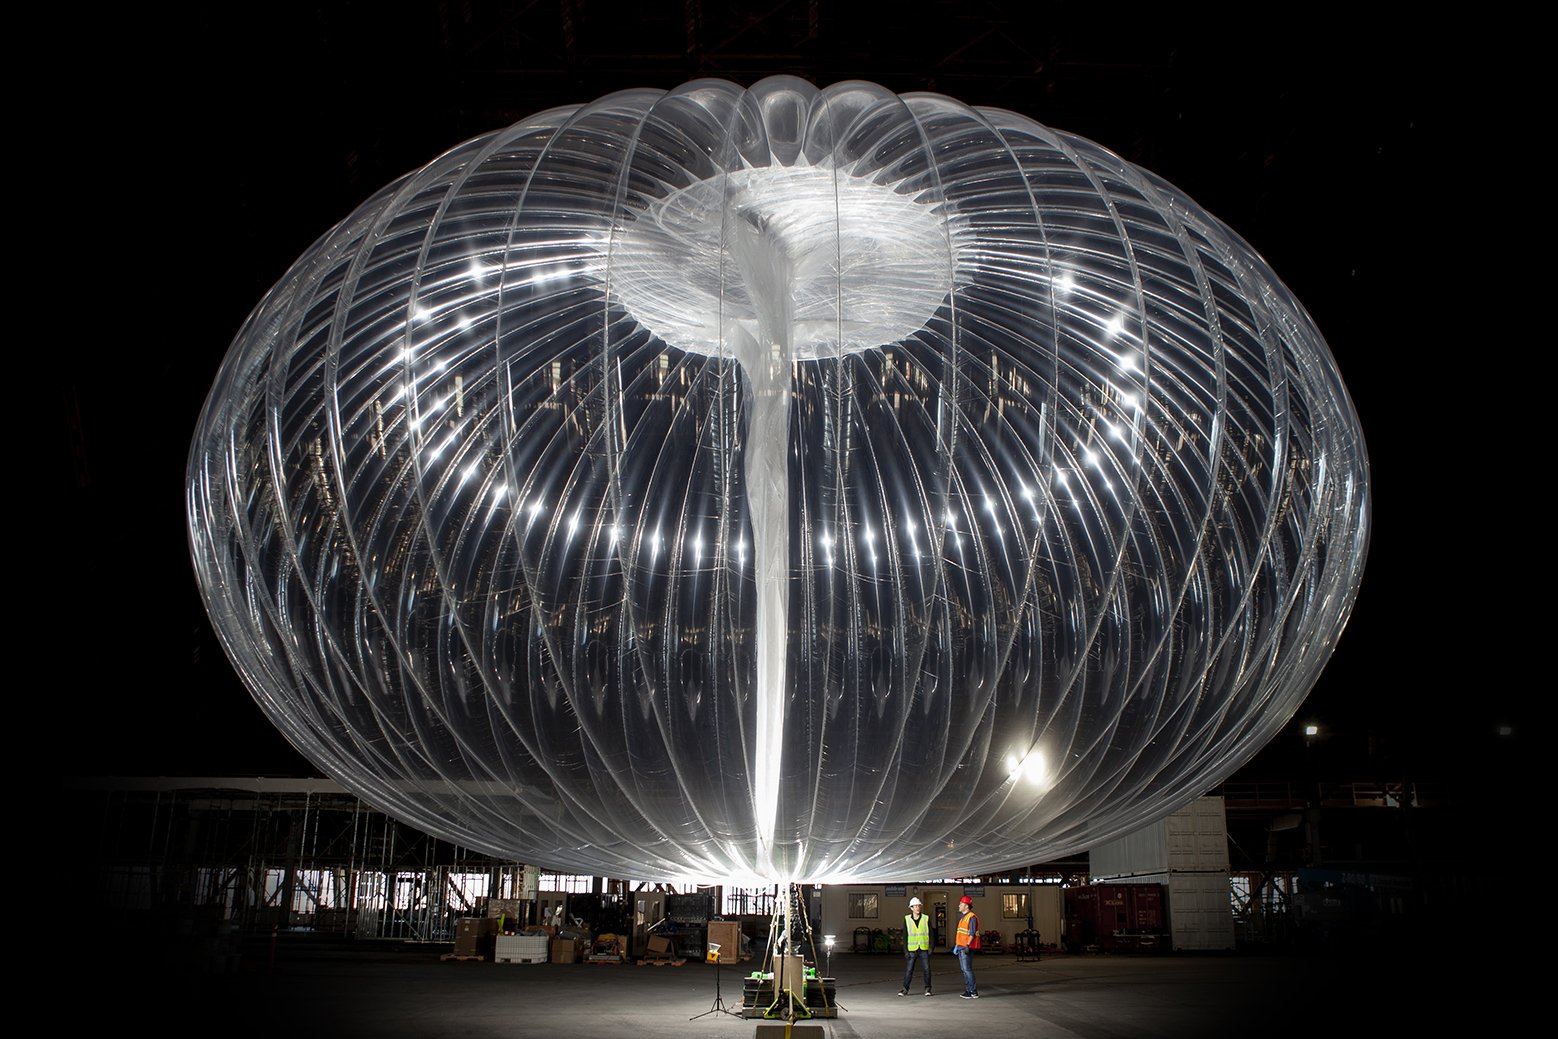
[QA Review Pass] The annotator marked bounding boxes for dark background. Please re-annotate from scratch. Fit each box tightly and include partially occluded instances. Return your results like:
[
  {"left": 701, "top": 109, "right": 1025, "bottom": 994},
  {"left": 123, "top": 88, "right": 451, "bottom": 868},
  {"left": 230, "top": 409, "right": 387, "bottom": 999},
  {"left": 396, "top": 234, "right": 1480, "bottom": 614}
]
[{"left": 44, "top": 4, "right": 1527, "bottom": 809}]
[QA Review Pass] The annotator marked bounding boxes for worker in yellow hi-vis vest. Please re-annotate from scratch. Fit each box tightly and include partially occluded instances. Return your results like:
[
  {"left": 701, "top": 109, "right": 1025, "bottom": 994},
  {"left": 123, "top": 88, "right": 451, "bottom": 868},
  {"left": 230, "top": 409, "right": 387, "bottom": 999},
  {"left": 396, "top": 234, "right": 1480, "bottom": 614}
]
[
  {"left": 898, "top": 896, "right": 933, "bottom": 996},
  {"left": 954, "top": 895, "right": 980, "bottom": 998}
]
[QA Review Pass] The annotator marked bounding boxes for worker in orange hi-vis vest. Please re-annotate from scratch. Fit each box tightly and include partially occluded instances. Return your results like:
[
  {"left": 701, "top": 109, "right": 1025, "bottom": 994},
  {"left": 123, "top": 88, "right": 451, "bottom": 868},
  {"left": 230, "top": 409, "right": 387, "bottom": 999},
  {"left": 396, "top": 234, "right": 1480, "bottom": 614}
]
[{"left": 954, "top": 895, "right": 980, "bottom": 998}]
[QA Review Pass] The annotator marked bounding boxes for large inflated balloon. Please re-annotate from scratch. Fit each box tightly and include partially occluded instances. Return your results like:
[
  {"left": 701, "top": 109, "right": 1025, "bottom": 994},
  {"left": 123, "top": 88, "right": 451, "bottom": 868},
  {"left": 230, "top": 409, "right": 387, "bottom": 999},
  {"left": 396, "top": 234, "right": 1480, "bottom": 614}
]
[{"left": 188, "top": 76, "right": 1368, "bottom": 883}]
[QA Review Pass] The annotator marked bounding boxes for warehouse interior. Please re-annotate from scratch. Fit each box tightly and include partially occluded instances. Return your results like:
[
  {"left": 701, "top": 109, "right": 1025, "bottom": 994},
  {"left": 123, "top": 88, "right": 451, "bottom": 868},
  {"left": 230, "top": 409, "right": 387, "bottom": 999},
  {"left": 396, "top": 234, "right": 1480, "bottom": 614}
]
[
  {"left": 70, "top": 771, "right": 1516, "bottom": 958},
  {"left": 64, "top": 768, "right": 1527, "bottom": 1037},
  {"left": 45, "top": 3, "right": 1533, "bottom": 1035}
]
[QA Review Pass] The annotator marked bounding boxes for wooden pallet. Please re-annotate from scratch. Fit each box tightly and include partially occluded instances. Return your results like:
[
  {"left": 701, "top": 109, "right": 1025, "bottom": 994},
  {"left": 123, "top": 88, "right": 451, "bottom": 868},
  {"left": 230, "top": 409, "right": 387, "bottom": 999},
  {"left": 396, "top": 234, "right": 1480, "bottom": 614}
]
[
  {"left": 439, "top": 954, "right": 487, "bottom": 962},
  {"left": 637, "top": 956, "right": 687, "bottom": 966},
  {"left": 585, "top": 956, "right": 625, "bottom": 964}
]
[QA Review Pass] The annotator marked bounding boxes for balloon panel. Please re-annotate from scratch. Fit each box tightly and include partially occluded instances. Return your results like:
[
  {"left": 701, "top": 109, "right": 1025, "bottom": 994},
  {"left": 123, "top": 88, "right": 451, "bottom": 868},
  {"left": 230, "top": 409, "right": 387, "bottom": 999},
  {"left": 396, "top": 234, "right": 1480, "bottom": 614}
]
[{"left": 187, "top": 76, "right": 1369, "bottom": 883}]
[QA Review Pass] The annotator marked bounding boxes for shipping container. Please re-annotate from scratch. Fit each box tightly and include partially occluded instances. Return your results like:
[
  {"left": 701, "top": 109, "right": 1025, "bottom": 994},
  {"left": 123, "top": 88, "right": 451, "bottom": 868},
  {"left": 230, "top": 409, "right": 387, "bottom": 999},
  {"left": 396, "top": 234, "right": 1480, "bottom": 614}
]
[
  {"left": 1064, "top": 884, "right": 1168, "bottom": 952},
  {"left": 1092, "top": 871, "right": 1237, "bottom": 951},
  {"left": 1091, "top": 795, "right": 1231, "bottom": 878},
  {"left": 1165, "top": 872, "right": 1236, "bottom": 950}
]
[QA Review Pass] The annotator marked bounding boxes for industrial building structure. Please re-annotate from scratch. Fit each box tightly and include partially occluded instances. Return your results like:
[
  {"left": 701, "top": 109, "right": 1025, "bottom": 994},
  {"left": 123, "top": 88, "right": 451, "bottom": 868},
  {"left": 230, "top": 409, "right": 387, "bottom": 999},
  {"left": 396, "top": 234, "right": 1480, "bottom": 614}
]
[{"left": 71, "top": 774, "right": 1469, "bottom": 975}]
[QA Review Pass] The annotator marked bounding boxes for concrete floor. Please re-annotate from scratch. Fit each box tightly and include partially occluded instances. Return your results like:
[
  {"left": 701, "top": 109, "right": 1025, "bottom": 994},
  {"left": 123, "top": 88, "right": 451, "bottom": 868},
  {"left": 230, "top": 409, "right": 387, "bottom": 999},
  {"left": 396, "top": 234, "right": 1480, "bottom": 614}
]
[{"left": 112, "top": 929, "right": 1522, "bottom": 1039}]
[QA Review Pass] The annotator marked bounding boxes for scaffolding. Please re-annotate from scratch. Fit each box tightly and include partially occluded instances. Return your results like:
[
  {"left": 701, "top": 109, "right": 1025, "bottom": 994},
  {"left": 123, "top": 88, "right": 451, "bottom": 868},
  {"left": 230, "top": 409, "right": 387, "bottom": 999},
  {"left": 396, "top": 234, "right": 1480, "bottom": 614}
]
[
  {"left": 71, "top": 778, "right": 528, "bottom": 941},
  {"left": 1230, "top": 871, "right": 1296, "bottom": 948}
]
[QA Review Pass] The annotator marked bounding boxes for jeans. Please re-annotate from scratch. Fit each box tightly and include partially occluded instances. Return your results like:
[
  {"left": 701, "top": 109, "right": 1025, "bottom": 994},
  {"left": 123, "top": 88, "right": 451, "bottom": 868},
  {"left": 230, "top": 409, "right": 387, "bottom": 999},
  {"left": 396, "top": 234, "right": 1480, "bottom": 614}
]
[
  {"left": 902, "top": 949, "right": 931, "bottom": 991},
  {"left": 954, "top": 945, "right": 977, "bottom": 995}
]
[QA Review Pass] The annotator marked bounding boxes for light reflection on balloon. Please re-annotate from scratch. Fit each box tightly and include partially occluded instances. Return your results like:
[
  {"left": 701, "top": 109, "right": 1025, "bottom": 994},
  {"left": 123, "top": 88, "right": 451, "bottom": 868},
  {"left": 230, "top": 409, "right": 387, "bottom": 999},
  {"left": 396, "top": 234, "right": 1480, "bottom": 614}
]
[{"left": 187, "top": 76, "right": 1369, "bottom": 883}]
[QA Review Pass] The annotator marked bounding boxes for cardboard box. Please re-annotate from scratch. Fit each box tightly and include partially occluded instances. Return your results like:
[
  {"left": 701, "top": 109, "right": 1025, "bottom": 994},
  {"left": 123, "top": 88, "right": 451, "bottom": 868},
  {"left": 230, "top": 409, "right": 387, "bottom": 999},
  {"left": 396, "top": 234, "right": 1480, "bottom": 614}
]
[
  {"left": 454, "top": 916, "right": 499, "bottom": 957},
  {"left": 457, "top": 917, "right": 499, "bottom": 937},
  {"left": 647, "top": 934, "right": 674, "bottom": 957},
  {"left": 550, "top": 937, "right": 580, "bottom": 964}
]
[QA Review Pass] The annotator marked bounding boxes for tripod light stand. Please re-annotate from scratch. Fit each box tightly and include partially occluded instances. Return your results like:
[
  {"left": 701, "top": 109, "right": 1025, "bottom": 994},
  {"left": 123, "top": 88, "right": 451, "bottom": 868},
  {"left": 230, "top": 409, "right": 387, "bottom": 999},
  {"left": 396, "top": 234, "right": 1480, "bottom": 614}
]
[{"left": 689, "top": 943, "right": 740, "bottom": 1020}]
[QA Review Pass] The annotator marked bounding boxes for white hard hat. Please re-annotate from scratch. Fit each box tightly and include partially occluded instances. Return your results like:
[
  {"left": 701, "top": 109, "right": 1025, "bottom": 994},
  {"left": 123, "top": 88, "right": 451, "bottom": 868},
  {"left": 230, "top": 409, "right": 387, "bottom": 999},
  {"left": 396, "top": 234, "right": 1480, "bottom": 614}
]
[{"left": 909, "top": 897, "right": 923, "bottom": 907}]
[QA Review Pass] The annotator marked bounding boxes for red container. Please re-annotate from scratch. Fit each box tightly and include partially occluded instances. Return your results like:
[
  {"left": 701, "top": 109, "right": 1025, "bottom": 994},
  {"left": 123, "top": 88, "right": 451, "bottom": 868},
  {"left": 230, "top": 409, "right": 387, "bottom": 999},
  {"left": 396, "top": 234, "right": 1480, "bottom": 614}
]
[
  {"left": 1065, "top": 884, "right": 1166, "bottom": 952},
  {"left": 1127, "top": 885, "right": 1164, "bottom": 931}
]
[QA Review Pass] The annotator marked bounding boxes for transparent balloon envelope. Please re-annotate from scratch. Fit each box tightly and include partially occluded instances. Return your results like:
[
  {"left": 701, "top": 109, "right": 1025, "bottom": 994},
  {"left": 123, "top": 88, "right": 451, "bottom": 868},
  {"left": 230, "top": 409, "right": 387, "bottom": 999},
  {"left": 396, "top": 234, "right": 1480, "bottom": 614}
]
[{"left": 187, "top": 76, "right": 1370, "bottom": 883}]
